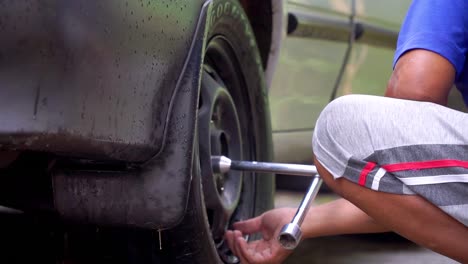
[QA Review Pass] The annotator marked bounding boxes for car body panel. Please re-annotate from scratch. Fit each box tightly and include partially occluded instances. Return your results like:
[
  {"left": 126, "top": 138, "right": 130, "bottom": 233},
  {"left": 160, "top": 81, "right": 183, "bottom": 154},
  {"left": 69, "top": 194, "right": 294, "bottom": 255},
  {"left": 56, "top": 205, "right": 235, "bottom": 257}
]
[
  {"left": 0, "top": 0, "right": 209, "bottom": 229},
  {"left": 270, "top": 0, "right": 352, "bottom": 163},
  {"left": 51, "top": 1, "right": 211, "bottom": 230},
  {"left": 355, "top": 0, "right": 408, "bottom": 32},
  {"left": 336, "top": 0, "right": 408, "bottom": 98},
  {"left": 0, "top": 0, "right": 204, "bottom": 162}
]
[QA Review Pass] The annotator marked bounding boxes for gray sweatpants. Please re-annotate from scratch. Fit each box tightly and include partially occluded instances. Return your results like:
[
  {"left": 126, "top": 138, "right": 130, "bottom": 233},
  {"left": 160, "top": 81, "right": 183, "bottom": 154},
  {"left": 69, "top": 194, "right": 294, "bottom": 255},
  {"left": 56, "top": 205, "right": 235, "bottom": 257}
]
[{"left": 312, "top": 94, "right": 468, "bottom": 226}]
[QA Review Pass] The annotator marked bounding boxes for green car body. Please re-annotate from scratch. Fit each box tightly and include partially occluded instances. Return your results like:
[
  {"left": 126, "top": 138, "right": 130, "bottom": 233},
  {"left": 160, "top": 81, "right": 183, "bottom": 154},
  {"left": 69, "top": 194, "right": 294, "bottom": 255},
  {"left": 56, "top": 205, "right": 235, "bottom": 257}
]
[{"left": 270, "top": 0, "right": 466, "bottom": 167}]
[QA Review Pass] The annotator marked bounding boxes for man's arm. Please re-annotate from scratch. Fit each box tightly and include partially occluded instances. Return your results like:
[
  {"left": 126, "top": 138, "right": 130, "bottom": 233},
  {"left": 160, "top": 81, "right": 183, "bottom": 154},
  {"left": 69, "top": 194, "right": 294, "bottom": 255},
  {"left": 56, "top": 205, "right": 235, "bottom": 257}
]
[
  {"left": 385, "top": 49, "right": 455, "bottom": 105},
  {"left": 386, "top": 0, "right": 468, "bottom": 105},
  {"left": 225, "top": 199, "right": 390, "bottom": 264}
]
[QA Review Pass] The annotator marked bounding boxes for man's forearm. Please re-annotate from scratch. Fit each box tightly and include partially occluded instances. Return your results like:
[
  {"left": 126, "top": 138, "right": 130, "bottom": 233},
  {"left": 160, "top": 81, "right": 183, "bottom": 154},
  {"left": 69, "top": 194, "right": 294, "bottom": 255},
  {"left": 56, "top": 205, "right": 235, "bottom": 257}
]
[{"left": 302, "top": 198, "right": 390, "bottom": 239}]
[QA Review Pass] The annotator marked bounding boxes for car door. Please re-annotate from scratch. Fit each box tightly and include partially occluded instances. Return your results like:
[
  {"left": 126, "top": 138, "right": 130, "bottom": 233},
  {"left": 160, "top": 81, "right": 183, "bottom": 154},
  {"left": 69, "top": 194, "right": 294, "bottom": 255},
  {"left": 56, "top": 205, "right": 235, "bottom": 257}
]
[
  {"left": 333, "top": 0, "right": 409, "bottom": 99},
  {"left": 269, "top": 0, "right": 353, "bottom": 164}
]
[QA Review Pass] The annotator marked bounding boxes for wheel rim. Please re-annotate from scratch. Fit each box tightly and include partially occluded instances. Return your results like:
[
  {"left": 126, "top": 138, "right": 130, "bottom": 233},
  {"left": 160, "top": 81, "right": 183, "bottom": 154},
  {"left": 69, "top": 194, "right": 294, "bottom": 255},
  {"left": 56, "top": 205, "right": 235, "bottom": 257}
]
[
  {"left": 199, "top": 36, "right": 257, "bottom": 263},
  {"left": 198, "top": 67, "right": 243, "bottom": 240}
]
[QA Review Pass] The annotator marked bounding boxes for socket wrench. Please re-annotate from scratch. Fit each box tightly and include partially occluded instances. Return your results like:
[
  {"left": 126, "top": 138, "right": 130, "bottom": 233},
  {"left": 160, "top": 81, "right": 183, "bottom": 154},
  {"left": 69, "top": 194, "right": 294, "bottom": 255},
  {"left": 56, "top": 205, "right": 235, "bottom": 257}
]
[{"left": 211, "top": 156, "right": 323, "bottom": 250}]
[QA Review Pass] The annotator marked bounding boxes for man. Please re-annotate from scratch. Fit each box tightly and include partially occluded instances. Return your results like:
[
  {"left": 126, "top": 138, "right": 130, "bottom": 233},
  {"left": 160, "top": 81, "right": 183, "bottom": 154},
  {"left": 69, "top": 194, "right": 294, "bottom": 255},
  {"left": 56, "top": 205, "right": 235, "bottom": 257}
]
[{"left": 225, "top": 0, "right": 468, "bottom": 263}]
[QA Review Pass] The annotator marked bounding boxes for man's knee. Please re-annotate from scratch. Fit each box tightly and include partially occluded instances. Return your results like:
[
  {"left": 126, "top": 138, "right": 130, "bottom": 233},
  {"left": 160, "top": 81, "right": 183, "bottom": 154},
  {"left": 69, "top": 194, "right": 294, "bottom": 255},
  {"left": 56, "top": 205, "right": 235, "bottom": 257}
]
[
  {"left": 319, "top": 94, "right": 367, "bottom": 126},
  {"left": 312, "top": 95, "right": 377, "bottom": 181},
  {"left": 313, "top": 94, "right": 368, "bottom": 150}
]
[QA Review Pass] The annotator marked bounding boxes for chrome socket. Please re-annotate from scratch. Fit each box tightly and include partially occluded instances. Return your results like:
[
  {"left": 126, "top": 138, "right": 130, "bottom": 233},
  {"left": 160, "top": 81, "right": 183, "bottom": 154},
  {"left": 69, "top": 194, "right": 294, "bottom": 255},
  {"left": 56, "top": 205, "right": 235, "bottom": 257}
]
[
  {"left": 278, "top": 223, "right": 302, "bottom": 250},
  {"left": 277, "top": 174, "right": 322, "bottom": 250}
]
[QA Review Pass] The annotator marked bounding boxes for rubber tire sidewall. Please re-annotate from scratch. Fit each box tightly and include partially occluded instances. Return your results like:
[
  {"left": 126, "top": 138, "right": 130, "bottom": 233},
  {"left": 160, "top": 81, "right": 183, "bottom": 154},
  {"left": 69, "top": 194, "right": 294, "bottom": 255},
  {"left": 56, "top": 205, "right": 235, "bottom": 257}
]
[{"left": 168, "top": 0, "right": 275, "bottom": 263}]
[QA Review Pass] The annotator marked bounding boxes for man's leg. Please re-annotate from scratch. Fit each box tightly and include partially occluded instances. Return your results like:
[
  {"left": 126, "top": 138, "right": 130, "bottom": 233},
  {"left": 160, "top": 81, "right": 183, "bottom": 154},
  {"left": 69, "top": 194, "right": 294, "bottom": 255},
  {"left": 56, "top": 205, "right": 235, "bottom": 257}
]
[
  {"left": 314, "top": 156, "right": 468, "bottom": 262},
  {"left": 312, "top": 94, "right": 468, "bottom": 262}
]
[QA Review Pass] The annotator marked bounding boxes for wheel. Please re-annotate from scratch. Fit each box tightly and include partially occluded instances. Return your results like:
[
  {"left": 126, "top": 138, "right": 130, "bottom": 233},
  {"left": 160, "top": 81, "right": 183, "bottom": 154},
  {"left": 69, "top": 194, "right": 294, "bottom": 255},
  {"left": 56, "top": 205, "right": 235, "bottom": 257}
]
[{"left": 167, "top": 0, "right": 275, "bottom": 263}]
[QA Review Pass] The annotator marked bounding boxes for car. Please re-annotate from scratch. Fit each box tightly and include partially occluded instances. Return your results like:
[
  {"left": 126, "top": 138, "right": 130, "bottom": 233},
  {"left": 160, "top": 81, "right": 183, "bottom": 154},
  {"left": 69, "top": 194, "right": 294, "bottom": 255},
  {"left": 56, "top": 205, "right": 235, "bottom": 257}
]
[
  {"left": 272, "top": 0, "right": 467, "bottom": 191},
  {"left": 1, "top": 1, "right": 465, "bottom": 263},
  {"left": 0, "top": 0, "right": 282, "bottom": 263}
]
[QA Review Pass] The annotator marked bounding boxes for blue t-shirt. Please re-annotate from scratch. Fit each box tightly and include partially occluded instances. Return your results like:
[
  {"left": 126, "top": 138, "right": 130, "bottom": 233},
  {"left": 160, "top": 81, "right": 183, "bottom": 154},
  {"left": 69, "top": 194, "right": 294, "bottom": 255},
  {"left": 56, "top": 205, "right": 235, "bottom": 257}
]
[{"left": 393, "top": 0, "right": 468, "bottom": 106}]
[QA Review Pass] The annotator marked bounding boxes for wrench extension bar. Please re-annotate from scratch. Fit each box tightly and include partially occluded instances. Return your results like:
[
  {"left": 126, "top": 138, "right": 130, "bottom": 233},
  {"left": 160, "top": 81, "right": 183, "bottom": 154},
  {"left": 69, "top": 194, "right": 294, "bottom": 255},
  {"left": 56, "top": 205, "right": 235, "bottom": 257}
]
[
  {"left": 211, "top": 155, "right": 318, "bottom": 176},
  {"left": 211, "top": 156, "right": 323, "bottom": 250}
]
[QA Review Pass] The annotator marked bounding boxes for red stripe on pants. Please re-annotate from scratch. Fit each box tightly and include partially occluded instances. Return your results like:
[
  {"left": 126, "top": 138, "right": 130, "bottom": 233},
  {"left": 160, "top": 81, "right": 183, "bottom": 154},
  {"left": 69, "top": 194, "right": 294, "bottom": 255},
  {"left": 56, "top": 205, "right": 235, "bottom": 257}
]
[
  {"left": 358, "top": 162, "right": 376, "bottom": 186},
  {"left": 382, "top": 160, "right": 468, "bottom": 172}
]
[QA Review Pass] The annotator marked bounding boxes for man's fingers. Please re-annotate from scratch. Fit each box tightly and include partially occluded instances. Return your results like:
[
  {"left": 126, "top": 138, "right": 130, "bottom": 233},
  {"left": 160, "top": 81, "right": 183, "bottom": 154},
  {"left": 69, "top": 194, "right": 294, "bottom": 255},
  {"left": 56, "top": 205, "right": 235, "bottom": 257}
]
[
  {"left": 227, "top": 230, "right": 251, "bottom": 263},
  {"left": 233, "top": 215, "right": 262, "bottom": 234},
  {"left": 233, "top": 230, "right": 252, "bottom": 264},
  {"left": 237, "top": 234, "right": 268, "bottom": 263},
  {"left": 227, "top": 228, "right": 275, "bottom": 264},
  {"left": 225, "top": 231, "right": 240, "bottom": 258}
]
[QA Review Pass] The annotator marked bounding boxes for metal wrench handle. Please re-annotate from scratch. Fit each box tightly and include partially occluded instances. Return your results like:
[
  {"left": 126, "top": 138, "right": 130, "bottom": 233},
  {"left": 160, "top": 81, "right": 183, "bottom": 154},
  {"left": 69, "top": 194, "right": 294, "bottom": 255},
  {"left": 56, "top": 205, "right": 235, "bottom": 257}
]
[
  {"left": 212, "top": 156, "right": 318, "bottom": 176},
  {"left": 278, "top": 174, "right": 322, "bottom": 250},
  {"left": 211, "top": 156, "right": 322, "bottom": 249}
]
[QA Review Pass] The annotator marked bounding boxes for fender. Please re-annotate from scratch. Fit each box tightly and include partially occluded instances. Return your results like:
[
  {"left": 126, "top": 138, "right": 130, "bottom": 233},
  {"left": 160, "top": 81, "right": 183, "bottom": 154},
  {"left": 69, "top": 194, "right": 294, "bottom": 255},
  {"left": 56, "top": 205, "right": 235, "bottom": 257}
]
[
  {"left": 52, "top": 1, "right": 211, "bottom": 230},
  {"left": 0, "top": 0, "right": 205, "bottom": 163}
]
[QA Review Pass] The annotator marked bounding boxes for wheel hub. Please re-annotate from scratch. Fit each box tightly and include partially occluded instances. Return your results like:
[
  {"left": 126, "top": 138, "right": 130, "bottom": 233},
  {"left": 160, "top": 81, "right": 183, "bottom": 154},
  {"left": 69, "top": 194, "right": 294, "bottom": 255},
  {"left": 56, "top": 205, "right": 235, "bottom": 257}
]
[{"left": 198, "top": 68, "right": 243, "bottom": 241}]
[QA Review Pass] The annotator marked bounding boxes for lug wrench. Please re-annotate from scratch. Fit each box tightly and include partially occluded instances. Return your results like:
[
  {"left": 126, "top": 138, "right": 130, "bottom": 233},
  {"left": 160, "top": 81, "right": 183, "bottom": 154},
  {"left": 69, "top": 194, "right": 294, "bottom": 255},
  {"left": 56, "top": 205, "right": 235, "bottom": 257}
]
[{"left": 211, "top": 156, "right": 323, "bottom": 250}]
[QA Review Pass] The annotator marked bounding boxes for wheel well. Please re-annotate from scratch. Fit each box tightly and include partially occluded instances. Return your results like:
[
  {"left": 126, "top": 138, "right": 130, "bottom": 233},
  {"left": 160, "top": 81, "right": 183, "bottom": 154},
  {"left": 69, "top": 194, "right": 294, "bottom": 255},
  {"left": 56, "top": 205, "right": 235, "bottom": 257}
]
[{"left": 240, "top": 0, "right": 273, "bottom": 69}]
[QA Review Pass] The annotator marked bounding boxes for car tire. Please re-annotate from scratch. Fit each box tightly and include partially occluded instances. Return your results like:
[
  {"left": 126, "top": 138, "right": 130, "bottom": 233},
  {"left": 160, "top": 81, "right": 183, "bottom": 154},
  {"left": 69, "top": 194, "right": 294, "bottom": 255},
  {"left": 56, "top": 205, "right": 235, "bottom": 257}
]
[{"left": 166, "top": 0, "right": 275, "bottom": 263}]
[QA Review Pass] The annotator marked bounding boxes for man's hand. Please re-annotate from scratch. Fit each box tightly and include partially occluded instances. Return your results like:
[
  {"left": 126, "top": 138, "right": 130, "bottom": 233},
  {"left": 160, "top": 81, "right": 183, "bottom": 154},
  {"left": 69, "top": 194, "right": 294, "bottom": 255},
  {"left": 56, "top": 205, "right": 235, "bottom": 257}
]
[{"left": 225, "top": 208, "right": 296, "bottom": 264}]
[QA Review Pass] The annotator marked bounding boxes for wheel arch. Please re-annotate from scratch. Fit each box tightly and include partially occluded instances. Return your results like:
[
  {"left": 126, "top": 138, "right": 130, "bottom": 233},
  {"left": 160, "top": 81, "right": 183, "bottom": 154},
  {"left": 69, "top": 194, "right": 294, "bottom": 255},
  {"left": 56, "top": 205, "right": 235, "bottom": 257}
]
[{"left": 240, "top": 0, "right": 285, "bottom": 89}]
